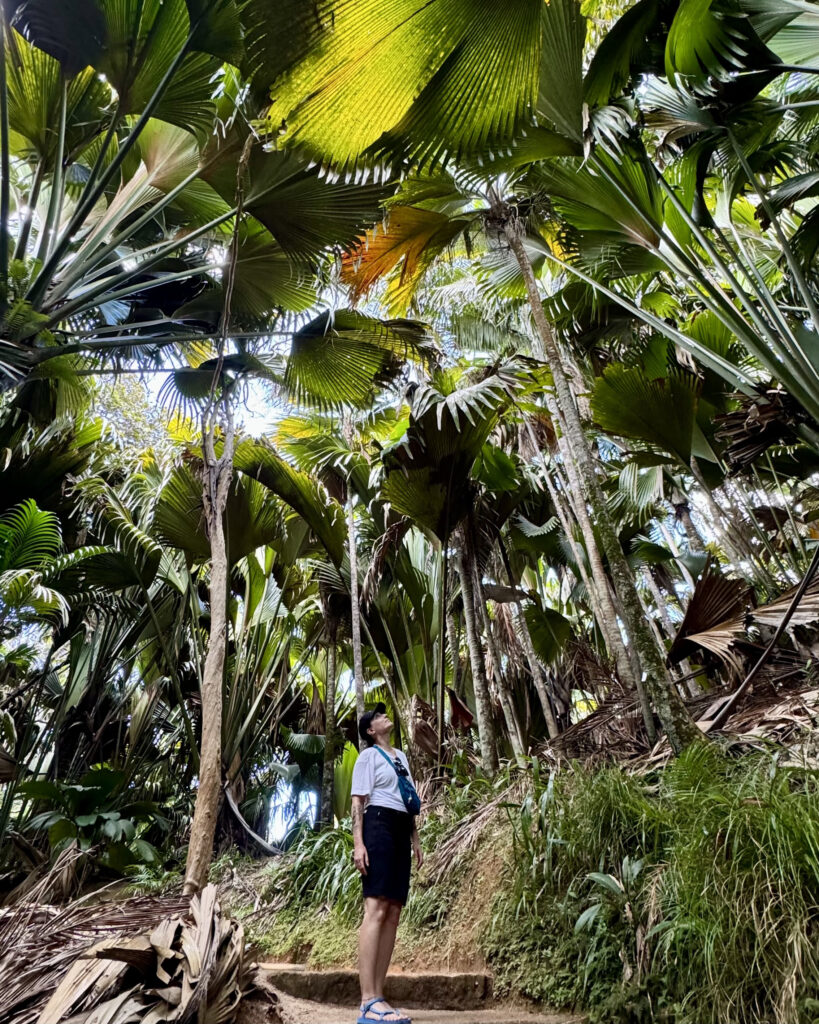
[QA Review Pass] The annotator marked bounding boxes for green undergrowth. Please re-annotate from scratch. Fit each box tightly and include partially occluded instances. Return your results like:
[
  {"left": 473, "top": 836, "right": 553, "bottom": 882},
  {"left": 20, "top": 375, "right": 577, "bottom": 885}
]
[
  {"left": 217, "top": 745, "right": 819, "bottom": 1024},
  {"left": 485, "top": 744, "right": 819, "bottom": 1024}
]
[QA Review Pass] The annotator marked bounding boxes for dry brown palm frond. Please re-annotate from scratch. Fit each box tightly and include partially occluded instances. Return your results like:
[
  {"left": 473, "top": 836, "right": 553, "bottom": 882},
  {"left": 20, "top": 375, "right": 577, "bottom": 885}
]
[
  {"left": 447, "top": 687, "right": 474, "bottom": 731},
  {"left": 668, "top": 571, "right": 753, "bottom": 669},
  {"left": 409, "top": 695, "right": 439, "bottom": 759},
  {"left": 0, "top": 885, "right": 251, "bottom": 1024},
  {"left": 361, "top": 517, "right": 412, "bottom": 606},
  {"left": 715, "top": 387, "right": 806, "bottom": 470},
  {"left": 0, "top": 744, "right": 17, "bottom": 781},
  {"left": 553, "top": 689, "right": 648, "bottom": 759},
  {"left": 752, "top": 577, "right": 819, "bottom": 630},
  {"left": 423, "top": 778, "right": 525, "bottom": 886},
  {"left": 482, "top": 583, "right": 530, "bottom": 604}
]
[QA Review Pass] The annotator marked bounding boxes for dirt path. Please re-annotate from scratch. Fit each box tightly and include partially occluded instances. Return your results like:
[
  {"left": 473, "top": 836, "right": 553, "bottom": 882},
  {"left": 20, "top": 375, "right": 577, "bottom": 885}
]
[{"left": 273, "top": 991, "right": 582, "bottom": 1024}]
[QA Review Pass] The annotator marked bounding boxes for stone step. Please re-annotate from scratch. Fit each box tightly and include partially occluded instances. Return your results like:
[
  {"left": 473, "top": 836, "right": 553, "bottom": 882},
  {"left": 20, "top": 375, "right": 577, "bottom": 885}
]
[
  {"left": 257, "top": 965, "right": 492, "bottom": 1011},
  {"left": 270, "top": 990, "right": 581, "bottom": 1024}
]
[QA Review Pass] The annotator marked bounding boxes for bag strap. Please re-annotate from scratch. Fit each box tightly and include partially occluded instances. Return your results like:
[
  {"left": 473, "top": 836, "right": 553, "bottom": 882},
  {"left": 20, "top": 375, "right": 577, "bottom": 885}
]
[{"left": 374, "top": 745, "right": 400, "bottom": 774}]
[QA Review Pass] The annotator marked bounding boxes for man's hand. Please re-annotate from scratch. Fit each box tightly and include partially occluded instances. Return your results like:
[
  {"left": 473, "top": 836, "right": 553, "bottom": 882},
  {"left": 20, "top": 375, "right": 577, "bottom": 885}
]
[
  {"left": 412, "top": 835, "right": 424, "bottom": 870},
  {"left": 354, "top": 842, "right": 369, "bottom": 875}
]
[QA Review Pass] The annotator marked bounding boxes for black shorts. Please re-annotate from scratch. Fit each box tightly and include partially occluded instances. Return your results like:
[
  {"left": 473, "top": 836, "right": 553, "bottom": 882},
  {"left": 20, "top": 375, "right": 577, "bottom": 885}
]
[{"left": 361, "top": 805, "right": 413, "bottom": 905}]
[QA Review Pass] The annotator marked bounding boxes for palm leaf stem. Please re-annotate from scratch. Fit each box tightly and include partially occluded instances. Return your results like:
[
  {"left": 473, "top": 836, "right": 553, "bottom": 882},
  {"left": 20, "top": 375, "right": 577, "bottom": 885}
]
[
  {"left": 765, "top": 451, "right": 808, "bottom": 563},
  {"left": 55, "top": 334, "right": 287, "bottom": 365},
  {"left": 728, "top": 132, "right": 819, "bottom": 336},
  {"left": 12, "top": 158, "right": 45, "bottom": 260},
  {"left": 654, "top": 170, "right": 808, "bottom": 361},
  {"left": 35, "top": 75, "right": 68, "bottom": 265},
  {"left": 720, "top": 216, "right": 807, "bottom": 360},
  {"left": 437, "top": 541, "right": 448, "bottom": 766},
  {"left": 44, "top": 266, "right": 224, "bottom": 332},
  {"left": 227, "top": 587, "right": 288, "bottom": 763},
  {"left": 70, "top": 319, "right": 290, "bottom": 339},
  {"left": 0, "top": 11, "right": 9, "bottom": 297},
  {"left": 374, "top": 603, "right": 411, "bottom": 706},
  {"left": 741, "top": 473, "right": 795, "bottom": 583},
  {"left": 73, "top": 98, "right": 122, "bottom": 217},
  {"left": 591, "top": 156, "right": 818, "bottom": 401},
  {"left": 27, "top": 30, "right": 197, "bottom": 306},
  {"left": 654, "top": 169, "right": 819, "bottom": 398},
  {"left": 541, "top": 246, "right": 755, "bottom": 392},
  {"left": 50, "top": 158, "right": 222, "bottom": 301},
  {"left": 0, "top": 647, "right": 53, "bottom": 839},
  {"left": 242, "top": 628, "right": 322, "bottom": 771}
]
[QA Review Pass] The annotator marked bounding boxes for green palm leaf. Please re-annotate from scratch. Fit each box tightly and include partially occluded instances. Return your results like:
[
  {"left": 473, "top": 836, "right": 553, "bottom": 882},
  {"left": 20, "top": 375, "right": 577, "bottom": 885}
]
[
  {"left": 97, "top": 0, "right": 219, "bottom": 135},
  {"left": 0, "top": 499, "right": 61, "bottom": 571},
  {"left": 538, "top": 0, "right": 586, "bottom": 141},
  {"left": 284, "top": 310, "right": 435, "bottom": 409},
  {"left": 153, "top": 466, "right": 284, "bottom": 564},
  {"left": 590, "top": 364, "right": 701, "bottom": 466},
  {"left": 266, "top": 0, "right": 544, "bottom": 168},
  {"left": 665, "top": 0, "right": 770, "bottom": 86},
  {"left": 8, "top": 0, "right": 106, "bottom": 74},
  {"left": 6, "top": 32, "right": 111, "bottom": 169},
  {"left": 233, "top": 439, "right": 347, "bottom": 566},
  {"left": 583, "top": 0, "right": 662, "bottom": 108}
]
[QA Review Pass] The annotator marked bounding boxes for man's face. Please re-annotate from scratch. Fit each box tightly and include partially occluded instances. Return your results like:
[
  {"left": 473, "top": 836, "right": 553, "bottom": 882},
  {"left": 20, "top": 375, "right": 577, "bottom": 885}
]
[{"left": 368, "top": 711, "right": 391, "bottom": 739}]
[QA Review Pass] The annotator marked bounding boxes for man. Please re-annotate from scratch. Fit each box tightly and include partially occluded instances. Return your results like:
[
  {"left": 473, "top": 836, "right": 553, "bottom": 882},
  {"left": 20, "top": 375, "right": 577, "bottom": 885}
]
[{"left": 351, "top": 703, "right": 422, "bottom": 1023}]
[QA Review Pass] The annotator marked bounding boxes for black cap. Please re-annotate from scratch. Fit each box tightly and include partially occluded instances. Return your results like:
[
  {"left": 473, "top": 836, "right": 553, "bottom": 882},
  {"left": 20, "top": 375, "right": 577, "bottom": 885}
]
[{"left": 358, "top": 702, "right": 387, "bottom": 745}]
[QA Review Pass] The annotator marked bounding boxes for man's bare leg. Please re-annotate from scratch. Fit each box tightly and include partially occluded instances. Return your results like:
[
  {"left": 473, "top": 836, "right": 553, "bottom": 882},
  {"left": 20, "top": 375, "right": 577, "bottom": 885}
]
[
  {"left": 375, "top": 901, "right": 402, "bottom": 1000},
  {"left": 359, "top": 898, "right": 402, "bottom": 1020}
]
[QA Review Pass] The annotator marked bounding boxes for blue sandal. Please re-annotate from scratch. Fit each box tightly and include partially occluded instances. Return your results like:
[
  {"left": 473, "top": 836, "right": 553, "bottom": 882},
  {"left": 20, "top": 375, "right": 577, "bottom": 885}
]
[{"left": 356, "top": 997, "right": 411, "bottom": 1023}]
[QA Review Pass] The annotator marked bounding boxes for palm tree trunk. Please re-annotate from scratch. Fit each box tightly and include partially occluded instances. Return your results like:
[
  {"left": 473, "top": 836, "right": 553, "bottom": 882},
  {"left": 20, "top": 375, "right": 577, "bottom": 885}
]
[
  {"left": 184, "top": 406, "right": 235, "bottom": 895},
  {"left": 454, "top": 544, "right": 498, "bottom": 772},
  {"left": 474, "top": 570, "right": 526, "bottom": 760},
  {"left": 505, "top": 221, "right": 700, "bottom": 753},
  {"left": 447, "top": 607, "right": 461, "bottom": 697},
  {"left": 554, "top": 441, "right": 653, "bottom": 727},
  {"left": 671, "top": 487, "right": 705, "bottom": 554},
  {"left": 320, "top": 621, "right": 338, "bottom": 827},
  {"left": 514, "top": 603, "right": 560, "bottom": 739},
  {"left": 534, "top": 434, "right": 647, "bottom": 722},
  {"left": 347, "top": 494, "right": 365, "bottom": 722}
]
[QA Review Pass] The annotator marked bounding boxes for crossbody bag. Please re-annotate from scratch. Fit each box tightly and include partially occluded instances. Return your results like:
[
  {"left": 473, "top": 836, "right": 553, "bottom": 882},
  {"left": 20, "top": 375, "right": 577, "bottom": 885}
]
[{"left": 374, "top": 746, "right": 422, "bottom": 816}]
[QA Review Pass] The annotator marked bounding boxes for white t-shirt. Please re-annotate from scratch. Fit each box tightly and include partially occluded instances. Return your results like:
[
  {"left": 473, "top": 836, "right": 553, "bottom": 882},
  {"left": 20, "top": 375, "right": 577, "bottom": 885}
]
[{"left": 351, "top": 746, "right": 415, "bottom": 814}]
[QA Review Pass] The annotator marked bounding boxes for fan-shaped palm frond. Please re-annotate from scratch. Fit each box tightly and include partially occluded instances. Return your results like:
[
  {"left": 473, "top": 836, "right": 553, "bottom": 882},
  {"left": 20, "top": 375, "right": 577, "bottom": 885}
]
[
  {"left": 284, "top": 310, "right": 436, "bottom": 410},
  {"left": 590, "top": 364, "right": 703, "bottom": 466},
  {"left": 266, "top": 0, "right": 547, "bottom": 168}
]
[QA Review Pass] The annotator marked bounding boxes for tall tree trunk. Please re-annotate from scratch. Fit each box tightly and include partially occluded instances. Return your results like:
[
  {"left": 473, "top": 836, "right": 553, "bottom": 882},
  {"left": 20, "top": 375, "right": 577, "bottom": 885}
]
[
  {"left": 514, "top": 603, "right": 560, "bottom": 739},
  {"left": 505, "top": 219, "right": 700, "bottom": 753},
  {"left": 447, "top": 607, "right": 462, "bottom": 697},
  {"left": 454, "top": 544, "right": 498, "bottom": 772},
  {"left": 671, "top": 487, "right": 705, "bottom": 553},
  {"left": 184, "top": 405, "right": 235, "bottom": 895},
  {"left": 320, "top": 621, "right": 338, "bottom": 827},
  {"left": 553, "top": 441, "right": 653, "bottom": 730},
  {"left": 659, "top": 519, "right": 696, "bottom": 590},
  {"left": 183, "top": 141, "right": 250, "bottom": 893},
  {"left": 525, "top": 350, "right": 655, "bottom": 738},
  {"left": 474, "top": 568, "right": 526, "bottom": 760},
  {"left": 347, "top": 493, "right": 366, "bottom": 722}
]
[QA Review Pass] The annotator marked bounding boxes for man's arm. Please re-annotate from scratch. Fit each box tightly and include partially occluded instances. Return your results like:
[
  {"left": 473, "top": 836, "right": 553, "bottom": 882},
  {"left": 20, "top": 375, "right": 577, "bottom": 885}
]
[{"left": 352, "top": 795, "right": 369, "bottom": 875}]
